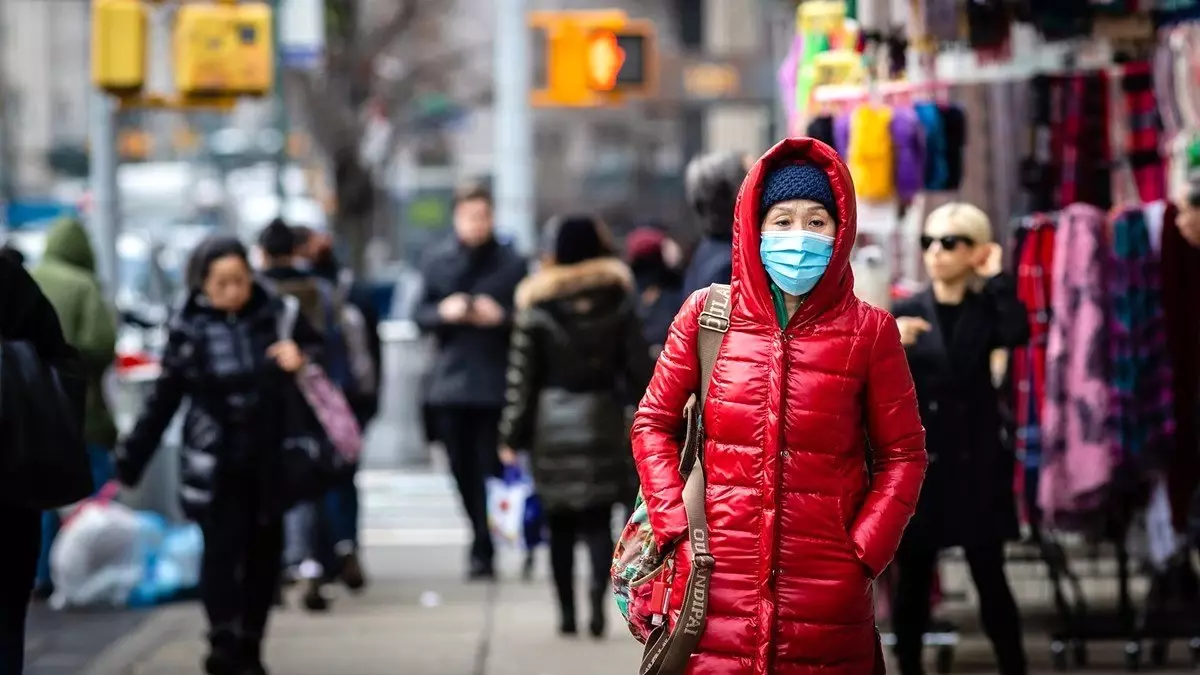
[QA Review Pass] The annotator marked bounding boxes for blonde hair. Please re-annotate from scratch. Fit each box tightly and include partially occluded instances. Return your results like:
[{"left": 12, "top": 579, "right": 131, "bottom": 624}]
[
  {"left": 923, "top": 202, "right": 993, "bottom": 244},
  {"left": 923, "top": 202, "right": 993, "bottom": 291}
]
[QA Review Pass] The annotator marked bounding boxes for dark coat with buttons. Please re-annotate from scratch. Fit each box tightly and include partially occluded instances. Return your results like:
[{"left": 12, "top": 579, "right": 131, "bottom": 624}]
[{"left": 892, "top": 273, "right": 1030, "bottom": 550}]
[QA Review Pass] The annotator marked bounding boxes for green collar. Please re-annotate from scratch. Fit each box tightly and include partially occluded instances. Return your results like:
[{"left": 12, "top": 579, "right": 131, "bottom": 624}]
[{"left": 769, "top": 281, "right": 789, "bottom": 330}]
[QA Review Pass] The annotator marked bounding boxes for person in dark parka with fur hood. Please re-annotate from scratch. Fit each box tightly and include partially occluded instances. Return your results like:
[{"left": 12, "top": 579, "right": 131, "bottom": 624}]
[{"left": 498, "top": 214, "right": 653, "bottom": 639}]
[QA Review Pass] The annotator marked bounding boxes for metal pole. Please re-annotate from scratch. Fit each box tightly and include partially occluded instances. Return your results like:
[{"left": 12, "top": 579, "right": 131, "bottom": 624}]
[
  {"left": 273, "top": 0, "right": 288, "bottom": 201},
  {"left": 89, "top": 91, "right": 120, "bottom": 301},
  {"left": 492, "top": 0, "right": 535, "bottom": 255}
]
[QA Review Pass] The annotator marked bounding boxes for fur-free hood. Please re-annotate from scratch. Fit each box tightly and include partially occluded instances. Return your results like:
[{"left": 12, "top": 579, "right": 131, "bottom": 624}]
[{"left": 515, "top": 257, "right": 633, "bottom": 310}]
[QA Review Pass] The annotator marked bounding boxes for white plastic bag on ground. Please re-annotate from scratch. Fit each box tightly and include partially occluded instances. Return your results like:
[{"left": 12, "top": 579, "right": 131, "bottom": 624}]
[{"left": 49, "top": 500, "right": 157, "bottom": 609}]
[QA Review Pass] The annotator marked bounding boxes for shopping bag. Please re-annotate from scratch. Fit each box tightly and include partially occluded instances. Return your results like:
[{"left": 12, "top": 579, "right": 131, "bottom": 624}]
[
  {"left": 487, "top": 465, "right": 532, "bottom": 547},
  {"left": 49, "top": 482, "right": 162, "bottom": 610}
]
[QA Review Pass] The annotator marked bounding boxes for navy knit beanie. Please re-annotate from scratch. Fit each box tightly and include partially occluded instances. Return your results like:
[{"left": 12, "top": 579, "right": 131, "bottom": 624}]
[{"left": 759, "top": 164, "right": 837, "bottom": 220}]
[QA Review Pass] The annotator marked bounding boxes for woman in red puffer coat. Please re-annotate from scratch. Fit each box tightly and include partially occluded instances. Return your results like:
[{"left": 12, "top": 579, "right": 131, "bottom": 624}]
[{"left": 631, "top": 137, "right": 927, "bottom": 675}]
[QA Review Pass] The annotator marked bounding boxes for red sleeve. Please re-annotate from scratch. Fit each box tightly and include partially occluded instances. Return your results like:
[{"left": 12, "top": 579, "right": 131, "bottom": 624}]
[
  {"left": 851, "top": 311, "right": 927, "bottom": 576},
  {"left": 631, "top": 289, "right": 706, "bottom": 551}
]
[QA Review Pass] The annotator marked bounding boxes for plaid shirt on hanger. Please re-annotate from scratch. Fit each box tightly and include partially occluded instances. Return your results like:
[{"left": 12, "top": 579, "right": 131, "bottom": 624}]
[
  {"left": 1120, "top": 62, "right": 1167, "bottom": 203},
  {"left": 1011, "top": 215, "right": 1057, "bottom": 526},
  {"left": 1105, "top": 207, "right": 1176, "bottom": 471}
]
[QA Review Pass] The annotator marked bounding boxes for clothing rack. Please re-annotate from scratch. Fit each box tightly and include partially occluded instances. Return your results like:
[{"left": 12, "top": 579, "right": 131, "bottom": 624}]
[{"left": 1006, "top": 210, "right": 1200, "bottom": 671}]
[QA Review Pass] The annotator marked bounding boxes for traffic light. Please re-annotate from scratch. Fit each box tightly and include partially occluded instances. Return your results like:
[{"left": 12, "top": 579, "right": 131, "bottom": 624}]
[
  {"left": 92, "top": 0, "right": 148, "bottom": 95},
  {"left": 530, "top": 11, "right": 657, "bottom": 108},
  {"left": 174, "top": 2, "right": 273, "bottom": 98}
]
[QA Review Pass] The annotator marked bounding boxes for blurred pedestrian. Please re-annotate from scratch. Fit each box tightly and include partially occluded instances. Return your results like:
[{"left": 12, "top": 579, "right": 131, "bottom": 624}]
[
  {"left": 679, "top": 151, "right": 751, "bottom": 295},
  {"left": 624, "top": 226, "right": 682, "bottom": 358},
  {"left": 499, "top": 213, "right": 652, "bottom": 638},
  {"left": 630, "top": 138, "right": 926, "bottom": 673},
  {"left": 293, "top": 228, "right": 382, "bottom": 593},
  {"left": 116, "top": 237, "right": 322, "bottom": 675},
  {"left": 0, "top": 254, "right": 83, "bottom": 675},
  {"left": 415, "top": 183, "right": 526, "bottom": 581},
  {"left": 28, "top": 217, "right": 119, "bottom": 600},
  {"left": 255, "top": 220, "right": 356, "bottom": 610},
  {"left": 890, "top": 203, "right": 1030, "bottom": 675}
]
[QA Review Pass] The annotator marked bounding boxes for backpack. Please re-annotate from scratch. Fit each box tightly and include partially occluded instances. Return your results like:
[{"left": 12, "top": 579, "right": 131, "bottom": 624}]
[
  {"left": 611, "top": 283, "right": 730, "bottom": 675},
  {"left": 272, "top": 276, "right": 376, "bottom": 398}
]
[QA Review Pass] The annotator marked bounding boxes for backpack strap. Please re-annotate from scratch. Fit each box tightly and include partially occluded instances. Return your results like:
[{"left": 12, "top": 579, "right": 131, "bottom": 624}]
[{"left": 641, "top": 283, "right": 730, "bottom": 675}]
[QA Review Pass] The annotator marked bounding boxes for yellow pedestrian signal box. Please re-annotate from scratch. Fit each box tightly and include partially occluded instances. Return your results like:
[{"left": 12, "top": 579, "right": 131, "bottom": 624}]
[
  {"left": 174, "top": 2, "right": 273, "bottom": 98},
  {"left": 92, "top": 0, "right": 148, "bottom": 95},
  {"left": 530, "top": 11, "right": 657, "bottom": 107}
]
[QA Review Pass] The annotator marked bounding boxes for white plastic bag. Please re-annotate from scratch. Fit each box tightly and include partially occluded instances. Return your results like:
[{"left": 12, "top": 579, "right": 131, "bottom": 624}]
[
  {"left": 49, "top": 500, "right": 159, "bottom": 609},
  {"left": 487, "top": 467, "right": 532, "bottom": 547}
]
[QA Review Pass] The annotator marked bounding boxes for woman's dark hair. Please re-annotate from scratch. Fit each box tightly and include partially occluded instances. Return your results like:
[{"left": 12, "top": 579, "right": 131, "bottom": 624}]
[
  {"left": 541, "top": 213, "right": 613, "bottom": 265},
  {"left": 0, "top": 243, "right": 25, "bottom": 267},
  {"left": 186, "top": 236, "right": 250, "bottom": 290},
  {"left": 684, "top": 151, "right": 747, "bottom": 239},
  {"left": 258, "top": 217, "right": 296, "bottom": 259}
]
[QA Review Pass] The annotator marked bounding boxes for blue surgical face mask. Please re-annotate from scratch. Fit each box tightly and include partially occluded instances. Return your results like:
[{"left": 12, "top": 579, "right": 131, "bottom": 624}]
[{"left": 759, "top": 230, "right": 835, "bottom": 296}]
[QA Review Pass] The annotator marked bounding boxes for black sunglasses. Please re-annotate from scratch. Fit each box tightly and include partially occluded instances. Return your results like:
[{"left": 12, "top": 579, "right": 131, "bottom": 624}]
[{"left": 920, "top": 234, "right": 975, "bottom": 251}]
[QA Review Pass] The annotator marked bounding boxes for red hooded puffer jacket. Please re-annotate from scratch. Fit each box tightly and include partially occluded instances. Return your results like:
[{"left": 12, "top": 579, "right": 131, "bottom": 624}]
[{"left": 632, "top": 138, "right": 927, "bottom": 675}]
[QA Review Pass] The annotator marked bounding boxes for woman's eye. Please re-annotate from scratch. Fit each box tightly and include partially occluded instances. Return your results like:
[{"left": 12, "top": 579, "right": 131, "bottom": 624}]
[
  {"left": 774, "top": 219, "right": 790, "bottom": 228},
  {"left": 808, "top": 219, "right": 826, "bottom": 229}
]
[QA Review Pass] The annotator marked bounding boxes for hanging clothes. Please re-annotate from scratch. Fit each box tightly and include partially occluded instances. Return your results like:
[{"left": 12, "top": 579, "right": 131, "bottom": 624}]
[
  {"left": 1120, "top": 62, "right": 1167, "bottom": 204},
  {"left": 891, "top": 106, "right": 926, "bottom": 202},
  {"left": 806, "top": 114, "right": 837, "bottom": 150},
  {"left": 1010, "top": 215, "right": 1057, "bottom": 526},
  {"left": 1058, "top": 73, "right": 1113, "bottom": 209},
  {"left": 915, "top": 102, "right": 949, "bottom": 190},
  {"left": 849, "top": 104, "right": 897, "bottom": 200},
  {"left": 1021, "top": 75, "right": 1058, "bottom": 213},
  {"left": 1040, "top": 204, "right": 1114, "bottom": 525},
  {"left": 1103, "top": 208, "right": 1176, "bottom": 479},
  {"left": 1160, "top": 203, "right": 1200, "bottom": 529}
]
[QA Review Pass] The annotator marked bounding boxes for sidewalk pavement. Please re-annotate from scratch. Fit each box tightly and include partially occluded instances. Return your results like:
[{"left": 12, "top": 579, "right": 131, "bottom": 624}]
[{"left": 73, "top": 545, "right": 1194, "bottom": 675}]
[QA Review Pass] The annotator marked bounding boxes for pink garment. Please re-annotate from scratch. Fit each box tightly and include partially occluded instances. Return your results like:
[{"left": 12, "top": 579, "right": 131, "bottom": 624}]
[{"left": 1039, "top": 204, "right": 1115, "bottom": 523}]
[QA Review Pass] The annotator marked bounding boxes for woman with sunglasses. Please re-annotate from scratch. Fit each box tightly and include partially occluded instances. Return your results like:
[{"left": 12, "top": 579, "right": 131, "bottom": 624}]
[{"left": 889, "top": 203, "right": 1031, "bottom": 675}]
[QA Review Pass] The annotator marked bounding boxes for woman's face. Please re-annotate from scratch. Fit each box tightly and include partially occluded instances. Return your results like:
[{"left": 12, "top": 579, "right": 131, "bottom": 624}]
[
  {"left": 922, "top": 217, "right": 983, "bottom": 283},
  {"left": 760, "top": 199, "right": 836, "bottom": 238},
  {"left": 203, "top": 254, "right": 253, "bottom": 312}
]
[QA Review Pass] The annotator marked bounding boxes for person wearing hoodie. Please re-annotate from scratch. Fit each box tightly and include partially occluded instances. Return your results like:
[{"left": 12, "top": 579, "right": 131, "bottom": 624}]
[
  {"left": 629, "top": 137, "right": 927, "bottom": 674},
  {"left": 28, "top": 217, "right": 119, "bottom": 599},
  {"left": 624, "top": 226, "right": 683, "bottom": 358},
  {"left": 499, "top": 214, "right": 654, "bottom": 638},
  {"left": 116, "top": 236, "right": 322, "bottom": 675},
  {"left": 680, "top": 151, "right": 751, "bottom": 296}
]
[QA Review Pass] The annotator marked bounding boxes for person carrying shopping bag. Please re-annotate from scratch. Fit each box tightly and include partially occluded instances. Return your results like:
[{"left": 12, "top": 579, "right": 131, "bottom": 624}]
[
  {"left": 115, "top": 237, "right": 324, "bottom": 675},
  {"left": 623, "top": 137, "right": 927, "bottom": 675},
  {"left": 889, "top": 203, "right": 1031, "bottom": 675},
  {"left": 498, "top": 214, "right": 654, "bottom": 638}
]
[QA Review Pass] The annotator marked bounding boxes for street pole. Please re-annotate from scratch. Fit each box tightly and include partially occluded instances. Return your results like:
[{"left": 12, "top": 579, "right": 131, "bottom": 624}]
[
  {"left": 89, "top": 91, "right": 120, "bottom": 301},
  {"left": 273, "top": 0, "right": 288, "bottom": 203},
  {"left": 493, "top": 0, "right": 535, "bottom": 255}
]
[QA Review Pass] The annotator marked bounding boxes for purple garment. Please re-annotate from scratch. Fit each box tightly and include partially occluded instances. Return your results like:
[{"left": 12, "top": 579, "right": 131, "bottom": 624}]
[
  {"left": 1040, "top": 204, "right": 1115, "bottom": 524},
  {"left": 834, "top": 112, "right": 851, "bottom": 158},
  {"left": 778, "top": 35, "right": 803, "bottom": 123},
  {"left": 890, "top": 106, "right": 926, "bottom": 202}
]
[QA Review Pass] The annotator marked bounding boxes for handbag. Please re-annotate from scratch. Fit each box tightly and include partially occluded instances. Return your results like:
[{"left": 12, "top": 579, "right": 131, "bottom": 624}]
[
  {"left": 615, "top": 283, "right": 729, "bottom": 675},
  {"left": 0, "top": 340, "right": 94, "bottom": 509},
  {"left": 275, "top": 298, "right": 346, "bottom": 508},
  {"left": 279, "top": 296, "right": 364, "bottom": 463}
]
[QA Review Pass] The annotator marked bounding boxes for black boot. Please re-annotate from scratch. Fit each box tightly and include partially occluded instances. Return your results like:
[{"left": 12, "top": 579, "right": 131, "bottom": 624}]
[
  {"left": 239, "top": 633, "right": 269, "bottom": 675},
  {"left": 204, "top": 628, "right": 241, "bottom": 675}
]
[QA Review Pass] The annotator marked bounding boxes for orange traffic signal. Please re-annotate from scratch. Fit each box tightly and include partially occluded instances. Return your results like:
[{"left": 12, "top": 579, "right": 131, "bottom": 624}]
[{"left": 586, "top": 30, "right": 625, "bottom": 91}]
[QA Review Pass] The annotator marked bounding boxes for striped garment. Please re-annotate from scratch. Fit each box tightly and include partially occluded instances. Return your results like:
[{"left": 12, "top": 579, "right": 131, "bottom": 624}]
[
  {"left": 1010, "top": 215, "right": 1057, "bottom": 527},
  {"left": 1105, "top": 207, "right": 1176, "bottom": 473}
]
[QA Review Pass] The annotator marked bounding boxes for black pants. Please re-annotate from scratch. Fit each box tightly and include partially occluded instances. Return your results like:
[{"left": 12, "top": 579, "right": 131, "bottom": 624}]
[
  {"left": 431, "top": 406, "right": 501, "bottom": 566},
  {"left": 0, "top": 505, "right": 39, "bottom": 675},
  {"left": 199, "top": 473, "right": 284, "bottom": 644},
  {"left": 547, "top": 506, "right": 613, "bottom": 622},
  {"left": 892, "top": 539, "right": 1027, "bottom": 675}
]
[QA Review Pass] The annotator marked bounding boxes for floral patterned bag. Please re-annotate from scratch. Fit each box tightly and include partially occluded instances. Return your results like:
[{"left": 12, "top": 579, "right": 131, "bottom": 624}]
[{"left": 610, "top": 283, "right": 730, "bottom": 673}]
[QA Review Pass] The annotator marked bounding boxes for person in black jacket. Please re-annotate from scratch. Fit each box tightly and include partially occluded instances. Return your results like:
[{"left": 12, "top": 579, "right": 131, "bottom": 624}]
[
  {"left": 890, "top": 203, "right": 1031, "bottom": 675},
  {"left": 498, "top": 214, "right": 653, "bottom": 638},
  {"left": 116, "top": 237, "right": 322, "bottom": 675},
  {"left": 0, "top": 255, "right": 80, "bottom": 675},
  {"left": 415, "top": 183, "right": 527, "bottom": 580},
  {"left": 679, "top": 151, "right": 750, "bottom": 296}
]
